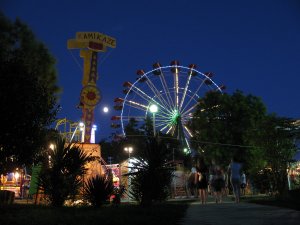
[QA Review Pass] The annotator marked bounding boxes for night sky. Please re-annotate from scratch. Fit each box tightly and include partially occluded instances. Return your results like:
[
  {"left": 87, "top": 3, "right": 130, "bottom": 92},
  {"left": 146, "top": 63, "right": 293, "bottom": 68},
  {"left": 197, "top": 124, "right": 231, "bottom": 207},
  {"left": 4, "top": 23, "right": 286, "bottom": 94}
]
[{"left": 2, "top": 0, "right": 300, "bottom": 142}]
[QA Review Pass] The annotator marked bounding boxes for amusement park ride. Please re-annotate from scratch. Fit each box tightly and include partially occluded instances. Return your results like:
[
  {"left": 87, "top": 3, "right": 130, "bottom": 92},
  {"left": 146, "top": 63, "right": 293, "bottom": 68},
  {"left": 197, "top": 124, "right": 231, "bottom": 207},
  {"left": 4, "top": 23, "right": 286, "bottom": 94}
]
[
  {"left": 56, "top": 32, "right": 116, "bottom": 144},
  {"left": 111, "top": 61, "right": 225, "bottom": 152},
  {"left": 110, "top": 61, "right": 226, "bottom": 198},
  {"left": 53, "top": 32, "right": 117, "bottom": 179},
  {"left": 67, "top": 32, "right": 116, "bottom": 143}
]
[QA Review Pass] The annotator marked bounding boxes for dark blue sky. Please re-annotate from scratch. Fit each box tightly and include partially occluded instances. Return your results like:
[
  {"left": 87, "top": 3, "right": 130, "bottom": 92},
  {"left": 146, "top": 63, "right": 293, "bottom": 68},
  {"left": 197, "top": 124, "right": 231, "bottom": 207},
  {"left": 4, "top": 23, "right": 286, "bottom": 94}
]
[{"left": 2, "top": 0, "right": 300, "bottom": 142}]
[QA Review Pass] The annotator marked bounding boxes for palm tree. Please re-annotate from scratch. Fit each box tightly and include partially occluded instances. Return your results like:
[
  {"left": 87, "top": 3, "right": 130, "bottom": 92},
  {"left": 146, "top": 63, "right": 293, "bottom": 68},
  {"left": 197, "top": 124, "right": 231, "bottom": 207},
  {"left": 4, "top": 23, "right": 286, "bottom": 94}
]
[
  {"left": 83, "top": 175, "right": 114, "bottom": 207},
  {"left": 127, "top": 136, "right": 174, "bottom": 206},
  {"left": 39, "top": 136, "right": 91, "bottom": 206}
]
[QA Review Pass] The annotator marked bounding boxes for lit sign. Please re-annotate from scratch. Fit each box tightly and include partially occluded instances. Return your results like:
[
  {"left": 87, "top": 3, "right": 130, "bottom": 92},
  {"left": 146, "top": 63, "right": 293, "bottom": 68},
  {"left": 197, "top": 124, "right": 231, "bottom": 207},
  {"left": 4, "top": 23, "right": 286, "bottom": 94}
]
[{"left": 76, "top": 32, "right": 116, "bottom": 48}]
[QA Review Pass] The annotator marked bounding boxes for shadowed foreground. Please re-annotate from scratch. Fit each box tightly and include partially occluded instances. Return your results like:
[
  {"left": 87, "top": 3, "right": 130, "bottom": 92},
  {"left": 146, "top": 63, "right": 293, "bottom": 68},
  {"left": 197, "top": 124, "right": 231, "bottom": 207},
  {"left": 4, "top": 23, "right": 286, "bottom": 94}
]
[
  {"left": 0, "top": 202, "right": 188, "bottom": 225},
  {"left": 181, "top": 201, "right": 300, "bottom": 225}
]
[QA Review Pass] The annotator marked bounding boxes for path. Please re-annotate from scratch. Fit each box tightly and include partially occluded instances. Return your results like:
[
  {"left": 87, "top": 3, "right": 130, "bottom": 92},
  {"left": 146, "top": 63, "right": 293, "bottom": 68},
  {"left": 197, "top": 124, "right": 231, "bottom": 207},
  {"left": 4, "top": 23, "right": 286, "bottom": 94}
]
[{"left": 181, "top": 197, "right": 300, "bottom": 225}]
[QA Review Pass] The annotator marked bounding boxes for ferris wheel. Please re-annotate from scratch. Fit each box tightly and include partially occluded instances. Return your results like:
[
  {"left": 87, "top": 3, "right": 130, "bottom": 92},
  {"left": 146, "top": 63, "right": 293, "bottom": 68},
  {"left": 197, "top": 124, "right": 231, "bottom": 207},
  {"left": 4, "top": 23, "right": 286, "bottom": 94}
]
[{"left": 112, "top": 61, "right": 225, "bottom": 150}]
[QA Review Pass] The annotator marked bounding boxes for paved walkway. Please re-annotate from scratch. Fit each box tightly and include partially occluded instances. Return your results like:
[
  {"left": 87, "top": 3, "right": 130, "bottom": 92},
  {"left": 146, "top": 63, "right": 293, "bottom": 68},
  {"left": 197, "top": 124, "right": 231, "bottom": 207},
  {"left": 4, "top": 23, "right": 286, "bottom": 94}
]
[{"left": 181, "top": 197, "right": 300, "bottom": 225}]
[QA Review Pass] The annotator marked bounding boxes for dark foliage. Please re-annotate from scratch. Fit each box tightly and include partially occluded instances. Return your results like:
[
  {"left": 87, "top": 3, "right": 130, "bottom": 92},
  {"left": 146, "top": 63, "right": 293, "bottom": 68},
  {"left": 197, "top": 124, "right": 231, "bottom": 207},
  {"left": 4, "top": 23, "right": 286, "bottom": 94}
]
[
  {"left": 38, "top": 137, "right": 91, "bottom": 206},
  {"left": 0, "top": 13, "right": 60, "bottom": 172},
  {"left": 253, "top": 115, "right": 297, "bottom": 196},
  {"left": 189, "top": 90, "right": 298, "bottom": 197},
  {"left": 126, "top": 137, "right": 174, "bottom": 206},
  {"left": 189, "top": 90, "right": 267, "bottom": 169},
  {"left": 0, "top": 202, "right": 189, "bottom": 225},
  {"left": 83, "top": 175, "right": 114, "bottom": 207}
]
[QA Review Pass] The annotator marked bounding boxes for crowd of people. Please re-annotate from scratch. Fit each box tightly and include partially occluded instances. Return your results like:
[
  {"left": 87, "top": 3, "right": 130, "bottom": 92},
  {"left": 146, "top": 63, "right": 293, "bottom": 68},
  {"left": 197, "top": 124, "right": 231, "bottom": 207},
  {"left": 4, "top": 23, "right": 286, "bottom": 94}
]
[{"left": 185, "top": 156, "right": 247, "bottom": 204}]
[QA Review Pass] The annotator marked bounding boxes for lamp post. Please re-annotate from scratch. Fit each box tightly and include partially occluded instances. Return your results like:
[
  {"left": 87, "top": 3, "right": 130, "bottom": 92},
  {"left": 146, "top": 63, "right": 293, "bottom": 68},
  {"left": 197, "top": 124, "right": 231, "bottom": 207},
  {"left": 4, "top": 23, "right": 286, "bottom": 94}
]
[
  {"left": 149, "top": 104, "right": 158, "bottom": 136},
  {"left": 124, "top": 146, "right": 133, "bottom": 161},
  {"left": 48, "top": 143, "right": 55, "bottom": 168},
  {"left": 49, "top": 144, "right": 55, "bottom": 151},
  {"left": 124, "top": 146, "right": 133, "bottom": 202}
]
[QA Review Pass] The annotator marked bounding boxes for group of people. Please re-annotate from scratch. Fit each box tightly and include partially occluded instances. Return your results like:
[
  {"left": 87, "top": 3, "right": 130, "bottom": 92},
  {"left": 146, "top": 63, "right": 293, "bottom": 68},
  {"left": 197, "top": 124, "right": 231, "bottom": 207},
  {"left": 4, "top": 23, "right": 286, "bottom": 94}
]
[{"left": 188, "top": 156, "right": 246, "bottom": 204}]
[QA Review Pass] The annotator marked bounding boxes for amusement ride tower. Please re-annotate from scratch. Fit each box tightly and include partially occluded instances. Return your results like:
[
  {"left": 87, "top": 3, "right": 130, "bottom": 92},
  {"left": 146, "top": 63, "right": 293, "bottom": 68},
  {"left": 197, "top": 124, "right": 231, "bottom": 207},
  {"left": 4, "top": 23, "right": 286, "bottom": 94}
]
[{"left": 67, "top": 32, "right": 116, "bottom": 143}]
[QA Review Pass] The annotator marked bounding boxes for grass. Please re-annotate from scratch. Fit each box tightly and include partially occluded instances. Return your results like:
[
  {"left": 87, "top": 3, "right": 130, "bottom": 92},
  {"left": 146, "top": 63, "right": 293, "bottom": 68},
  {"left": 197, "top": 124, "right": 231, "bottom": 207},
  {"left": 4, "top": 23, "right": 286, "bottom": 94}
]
[{"left": 0, "top": 201, "right": 190, "bottom": 225}]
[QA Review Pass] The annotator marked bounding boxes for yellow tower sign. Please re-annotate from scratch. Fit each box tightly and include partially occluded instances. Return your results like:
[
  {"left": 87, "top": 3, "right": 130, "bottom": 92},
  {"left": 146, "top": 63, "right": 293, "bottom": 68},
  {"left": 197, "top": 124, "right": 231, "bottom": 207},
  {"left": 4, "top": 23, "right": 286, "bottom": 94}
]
[{"left": 67, "top": 32, "right": 116, "bottom": 143}]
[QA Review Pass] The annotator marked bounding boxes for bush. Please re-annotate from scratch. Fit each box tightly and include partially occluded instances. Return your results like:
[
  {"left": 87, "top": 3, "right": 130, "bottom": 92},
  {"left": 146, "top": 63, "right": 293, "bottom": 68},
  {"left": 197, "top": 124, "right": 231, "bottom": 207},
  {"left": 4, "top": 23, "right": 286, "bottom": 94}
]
[
  {"left": 38, "top": 137, "right": 91, "bottom": 206},
  {"left": 126, "top": 137, "right": 174, "bottom": 206},
  {"left": 83, "top": 175, "right": 114, "bottom": 207}
]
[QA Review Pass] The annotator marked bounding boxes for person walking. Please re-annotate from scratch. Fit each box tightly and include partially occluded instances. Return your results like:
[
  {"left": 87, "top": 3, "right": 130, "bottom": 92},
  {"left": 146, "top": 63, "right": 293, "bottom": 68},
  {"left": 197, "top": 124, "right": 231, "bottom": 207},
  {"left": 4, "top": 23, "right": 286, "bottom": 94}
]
[
  {"left": 196, "top": 157, "right": 209, "bottom": 204},
  {"left": 228, "top": 156, "right": 242, "bottom": 203},
  {"left": 212, "top": 166, "right": 225, "bottom": 203},
  {"left": 187, "top": 166, "right": 198, "bottom": 198},
  {"left": 240, "top": 171, "right": 247, "bottom": 196},
  {"left": 223, "top": 170, "right": 229, "bottom": 197},
  {"left": 208, "top": 159, "right": 217, "bottom": 196}
]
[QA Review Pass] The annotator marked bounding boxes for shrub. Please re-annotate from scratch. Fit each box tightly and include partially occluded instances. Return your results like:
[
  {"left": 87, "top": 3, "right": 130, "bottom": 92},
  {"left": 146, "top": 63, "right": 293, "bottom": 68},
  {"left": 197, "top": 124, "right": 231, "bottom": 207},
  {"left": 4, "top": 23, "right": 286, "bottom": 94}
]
[
  {"left": 126, "top": 137, "right": 174, "bottom": 206},
  {"left": 38, "top": 137, "right": 91, "bottom": 206},
  {"left": 83, "top": 175, "right": 114, "bottom": 207}
]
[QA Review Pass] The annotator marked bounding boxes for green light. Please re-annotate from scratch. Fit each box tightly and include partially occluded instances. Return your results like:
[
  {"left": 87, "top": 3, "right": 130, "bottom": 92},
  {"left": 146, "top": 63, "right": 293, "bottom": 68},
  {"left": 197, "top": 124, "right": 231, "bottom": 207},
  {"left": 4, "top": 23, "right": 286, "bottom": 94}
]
[{"left": 170, "top": 110, "right": 180, "bottom": 125}]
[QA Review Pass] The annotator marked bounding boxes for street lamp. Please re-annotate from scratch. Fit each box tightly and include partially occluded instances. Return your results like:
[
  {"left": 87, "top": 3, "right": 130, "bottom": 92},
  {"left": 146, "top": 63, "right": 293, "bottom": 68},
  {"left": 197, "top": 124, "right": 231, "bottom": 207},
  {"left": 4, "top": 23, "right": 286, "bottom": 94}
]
[
  {"left": 183, "top": 148, "right": 188, "bottom": 154},
  {"left": 48, "top": 143, "right": 55, "bottom": 167},
  {"left": 124, "top": 146, "right": 133, "bottom": 202},
  {"left": 124, "top": 146, "right": 133, "bottom": 161},
  {"left": 149, "top": 104, "right": 158, "bottom": 136},
  {"left": 49, "top": 143, "right": 55, "bottom": 151}
]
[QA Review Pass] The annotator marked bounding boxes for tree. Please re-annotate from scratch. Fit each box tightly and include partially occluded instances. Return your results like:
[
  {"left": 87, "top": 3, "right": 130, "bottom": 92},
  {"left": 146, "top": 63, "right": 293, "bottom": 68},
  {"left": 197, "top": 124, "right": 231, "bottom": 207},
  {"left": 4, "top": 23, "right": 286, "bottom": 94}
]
[
  {"left": 0, "top": 13, "right": 59, "bottom": 172},
  {"left": 38, "top": 136, "right": 91, "bottom": 206},
  {"left": 99, "top": 117, "right": 147, "bottom": 164},
  {"left": 189, "top": 90, "right": 267, "bottom": 170},
  {"left": 253, "top": 115, "right": 297, "bottom": 196},
  {"left": 99, "top": 133, "right": 127, "bottom": 164},
  {"left": 189, "top": 90, "right": 299, "bottom": 196},
  {"left": 100, "top": 118, "right": 146, "bottom": 163}
]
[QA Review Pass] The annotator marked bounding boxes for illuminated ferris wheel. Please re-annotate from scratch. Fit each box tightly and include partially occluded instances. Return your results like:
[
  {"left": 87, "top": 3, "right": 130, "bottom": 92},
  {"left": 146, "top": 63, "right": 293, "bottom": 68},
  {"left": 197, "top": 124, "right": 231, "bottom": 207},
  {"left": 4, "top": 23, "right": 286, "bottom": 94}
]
[{"left": 112, "top": 61, "right": 225, "bottom": 150}]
